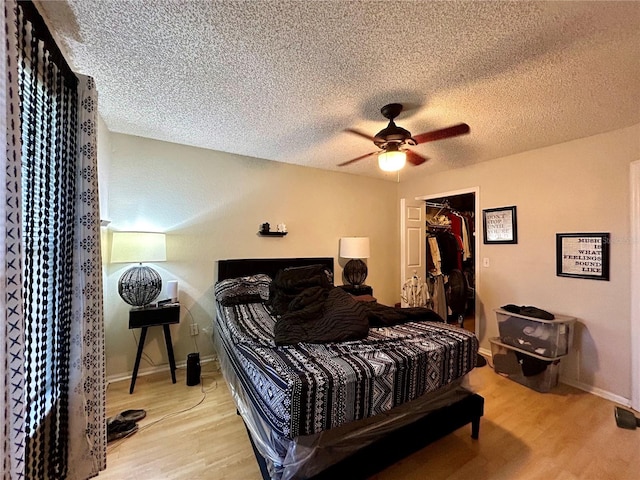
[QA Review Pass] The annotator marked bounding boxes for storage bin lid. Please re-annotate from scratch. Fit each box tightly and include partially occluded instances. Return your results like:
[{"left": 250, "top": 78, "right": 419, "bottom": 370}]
[
  {"left": 494, "top": 308, "right": 576, "bottom": 324},
  {"left": 489, "top": 337, "right": 566, "bottom": 361}
]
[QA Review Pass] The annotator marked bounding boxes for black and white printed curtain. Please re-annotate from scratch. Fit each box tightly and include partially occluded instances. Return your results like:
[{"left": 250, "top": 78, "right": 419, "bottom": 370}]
[{"left": 2, "top": 1, "right": 106, "bottom": 479}]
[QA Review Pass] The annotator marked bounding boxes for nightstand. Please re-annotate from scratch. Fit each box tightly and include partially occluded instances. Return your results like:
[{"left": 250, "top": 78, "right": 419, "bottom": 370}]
[
  {"left": 338, "top": 284, "right": 373, "bottom": 296},
  {"left": 129, "top": 303, "right": 180, "bottom": 394}
]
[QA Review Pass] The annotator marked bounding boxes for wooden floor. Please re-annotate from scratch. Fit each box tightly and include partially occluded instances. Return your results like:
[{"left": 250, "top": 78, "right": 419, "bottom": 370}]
[{"left": 98, "top": 359, "right": 640, "bottom": 480}]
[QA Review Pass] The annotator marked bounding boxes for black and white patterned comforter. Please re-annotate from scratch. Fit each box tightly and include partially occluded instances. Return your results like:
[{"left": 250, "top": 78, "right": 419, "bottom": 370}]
[{"left": 215, "top": 301, "right": 478, "bottom": 440}]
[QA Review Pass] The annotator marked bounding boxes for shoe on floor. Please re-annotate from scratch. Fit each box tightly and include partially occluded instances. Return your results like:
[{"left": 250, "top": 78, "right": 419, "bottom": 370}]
[
  {"left": 107, "top": 419, "right": 138, "bottom": 443},
  {"left": 119, "top": 409, "right": 146, "bottom": 422},
  {"left": 107, "top": 408, "right": 146, "bottom": 424}
]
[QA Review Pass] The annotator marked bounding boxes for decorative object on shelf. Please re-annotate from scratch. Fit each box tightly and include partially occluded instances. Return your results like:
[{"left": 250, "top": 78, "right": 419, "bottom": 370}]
[
  {"left": 483, "top": 205, "right": 518, "bottom": 244},
  {"left": 556, "top": 232, "right": 610, "bottom": 281},
  {"left": 259, "top": 222, "right": 288, "bottom": 236},
  {"left": 111, "top": 231, "right": 166, "bottom": 307},
  {"left": 340, "top": 236, "right": 370, "bottom": 287}
]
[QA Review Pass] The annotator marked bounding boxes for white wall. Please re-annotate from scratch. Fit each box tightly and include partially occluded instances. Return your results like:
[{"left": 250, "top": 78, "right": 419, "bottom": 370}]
[
  {"left": 399, "top": 124, "right": 640, "bottom": 401},
  {"left": 102, "top": 132, "right": 400, "bottom": 379}
]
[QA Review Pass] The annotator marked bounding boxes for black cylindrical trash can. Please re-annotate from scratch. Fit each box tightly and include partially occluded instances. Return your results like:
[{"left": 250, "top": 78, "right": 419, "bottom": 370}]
[{"left": 186, "top": 352, "right": 201, "bottom": 386}]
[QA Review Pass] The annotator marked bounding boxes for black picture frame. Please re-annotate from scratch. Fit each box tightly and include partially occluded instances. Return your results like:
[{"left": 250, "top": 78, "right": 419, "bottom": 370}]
[
  {"left": 482, "top": 206, "right": 517, "bottom": 244},
  {"left": 556, "top": 232, "right": 610, "bottom": 281}
]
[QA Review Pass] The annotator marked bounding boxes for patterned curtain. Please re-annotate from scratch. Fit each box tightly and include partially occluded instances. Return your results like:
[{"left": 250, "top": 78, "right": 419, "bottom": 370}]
[
  {"left": 67, "top": 74, "right": 106, "bottom": 480},
  {"left": 2, "top": 1, "right": 26, "bottom": 479},
  {"left": 2, "top": 1, "right": 106, "bottom": 479}
]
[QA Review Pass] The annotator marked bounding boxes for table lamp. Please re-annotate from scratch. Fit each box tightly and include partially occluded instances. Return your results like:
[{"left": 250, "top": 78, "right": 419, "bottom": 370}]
[
  {"left": 111, "top": 231, "right": 166, "bottom": 307},
  {"left": 340, "top": 236, "right": 370, "bottom": 287}
]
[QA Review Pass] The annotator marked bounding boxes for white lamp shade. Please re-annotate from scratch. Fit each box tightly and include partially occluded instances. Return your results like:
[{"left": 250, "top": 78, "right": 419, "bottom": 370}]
[
  {"left": 340, "top": 237, "right": 370, "bottom": 259},
  {"left": 111, "top": 232, "right": 167, "bottom": 263},
  {"left": 378, "top": 150, "right": 406, "bottom": 172}
]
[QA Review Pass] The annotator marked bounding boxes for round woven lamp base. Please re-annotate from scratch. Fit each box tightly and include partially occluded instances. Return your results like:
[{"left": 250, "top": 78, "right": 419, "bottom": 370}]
[
  {"left": 118, "top": 265, "right": 162, "bottom": 307},
  {"left": 344, "top": 258, "right": 368, "bottom": 286}
]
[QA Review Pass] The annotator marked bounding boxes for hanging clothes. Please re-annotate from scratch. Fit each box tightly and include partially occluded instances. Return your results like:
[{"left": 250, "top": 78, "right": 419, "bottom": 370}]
[
  {"left": 401, "top": 273, "right": 430, "bottom": 308},
  {"left": 447, "top": 211, "right": 472, "bottom": 261},
  {"left": 427, "top": 236, "right": 442, "bottom": 275},
  {"left": 430, "top": 274, "right": 448, "bottom": 321},
  {"left": 425, "top": 199, "right": 476, "bottom": 325},
  {"left": 436, "top": 230, "right": 461, "bottom": 274}
]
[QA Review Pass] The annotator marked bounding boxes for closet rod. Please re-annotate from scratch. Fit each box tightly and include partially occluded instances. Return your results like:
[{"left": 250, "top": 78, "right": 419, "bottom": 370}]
[
  {"left": 426, "top": 200, "right": 454, "bottom": 219},
  {"left": 425, "top": 201, "right": 450, "bottom": 209}
]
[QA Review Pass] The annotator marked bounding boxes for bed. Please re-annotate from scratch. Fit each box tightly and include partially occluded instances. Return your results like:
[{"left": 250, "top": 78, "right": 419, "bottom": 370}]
[{"left": 214, "top": 257, "right": 484, "bottom": 480}]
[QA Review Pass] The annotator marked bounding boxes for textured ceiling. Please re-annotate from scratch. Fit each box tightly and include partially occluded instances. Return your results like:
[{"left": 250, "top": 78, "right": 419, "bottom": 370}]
[{"left": 37, "top": 0, "right": 640, "bottom": 181}]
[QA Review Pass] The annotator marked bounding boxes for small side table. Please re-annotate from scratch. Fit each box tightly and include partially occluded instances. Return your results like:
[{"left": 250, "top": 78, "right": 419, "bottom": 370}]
[
  {"left": 338, "top": 284, "right": 373, "bottom": 296},
  {"left": 128, "top": 303, "right": 180, "bottom": 394}
]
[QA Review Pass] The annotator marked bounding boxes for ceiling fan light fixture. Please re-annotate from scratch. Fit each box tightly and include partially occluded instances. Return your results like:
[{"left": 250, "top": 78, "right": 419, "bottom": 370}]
[{"left": 378, "top": 149, "right": 406, "bottom": 172}]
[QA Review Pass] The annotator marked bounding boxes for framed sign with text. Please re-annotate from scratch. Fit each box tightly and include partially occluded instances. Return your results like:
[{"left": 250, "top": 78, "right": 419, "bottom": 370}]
[
  {"left": 556, "top": 232, "right": 610, "bottom": 281},
  {"left": 482, "top": 206, "right": 517, "bottom": 244}
]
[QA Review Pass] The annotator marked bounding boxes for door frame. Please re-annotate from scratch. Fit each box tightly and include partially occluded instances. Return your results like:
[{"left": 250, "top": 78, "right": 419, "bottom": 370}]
[
  {"left": 630, "top": 161, "right": 640, "bottom": 411},
  {"left": 414, "top": 186, "right": 480, "bottom": 337}
]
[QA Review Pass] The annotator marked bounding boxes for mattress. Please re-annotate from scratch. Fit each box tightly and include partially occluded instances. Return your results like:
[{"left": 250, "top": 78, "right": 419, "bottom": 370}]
[{"left": 215, "top": 300, "right": 478, "bottom": 440}]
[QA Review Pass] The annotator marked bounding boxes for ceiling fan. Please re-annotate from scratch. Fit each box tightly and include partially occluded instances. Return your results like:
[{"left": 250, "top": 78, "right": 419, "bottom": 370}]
[{"left": 339, "top": 103, "right": 470, "bottom": 172}]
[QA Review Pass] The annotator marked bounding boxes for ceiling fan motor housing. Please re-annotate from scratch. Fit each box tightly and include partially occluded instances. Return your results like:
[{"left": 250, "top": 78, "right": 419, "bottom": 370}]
[
  {"left": 374, "top": 122, "right": 414, "bottom": 148},
  {"left": 374, "top": 104, "right": 415, "bottom": 148}
]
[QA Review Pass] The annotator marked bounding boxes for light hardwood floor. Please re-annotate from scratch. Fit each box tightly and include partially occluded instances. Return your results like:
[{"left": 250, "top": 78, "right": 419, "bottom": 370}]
[{"left": 99, "top": 359, "right": 640, "bottom": 480}]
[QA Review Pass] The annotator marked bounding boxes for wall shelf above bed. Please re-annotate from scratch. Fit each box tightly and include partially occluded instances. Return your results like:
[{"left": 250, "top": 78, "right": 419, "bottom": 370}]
[{"left": 258, "top": 231, "right": 288, "bottom": 237}]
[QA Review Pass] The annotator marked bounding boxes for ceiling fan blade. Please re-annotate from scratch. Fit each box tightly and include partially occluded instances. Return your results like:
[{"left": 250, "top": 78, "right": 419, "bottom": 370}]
[
  {"left": 337, "top": 151, "right": 377, "bottom": 167},
  {"left": 406, "top": 149, "right": 428, "bottom": 166},
  {"left": 345, "top": 128, "right": 376, "bottom": 141},
  {"left": 413, "top": 123, "right": 470, "bottom": 144}
]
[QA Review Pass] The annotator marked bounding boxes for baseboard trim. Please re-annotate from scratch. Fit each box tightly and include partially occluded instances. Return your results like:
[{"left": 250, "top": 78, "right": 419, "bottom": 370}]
[
  {"left": 560, "top": 377, "right": 631, "bottom": 408},
  {"left": 478, "top": 346, "right": 491, "bottom": 359},
  {"left": 107, "top": 353, "right": 217, "bottom": 386}
]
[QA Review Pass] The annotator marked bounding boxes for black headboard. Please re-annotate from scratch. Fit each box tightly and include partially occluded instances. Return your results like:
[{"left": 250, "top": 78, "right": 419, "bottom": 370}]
[{"left": 217, "top": 257, "right": 334, "bottom": 281}]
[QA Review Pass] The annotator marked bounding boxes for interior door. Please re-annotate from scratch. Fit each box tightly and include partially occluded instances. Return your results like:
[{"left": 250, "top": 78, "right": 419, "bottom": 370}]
[{"left": 400, "top": 198, "right": 426, "bottom": 307}]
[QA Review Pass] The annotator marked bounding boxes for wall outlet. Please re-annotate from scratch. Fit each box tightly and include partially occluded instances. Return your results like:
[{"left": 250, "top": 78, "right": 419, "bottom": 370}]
[{"left": 190, "top": 323, "right": 199, "bottom": 336}]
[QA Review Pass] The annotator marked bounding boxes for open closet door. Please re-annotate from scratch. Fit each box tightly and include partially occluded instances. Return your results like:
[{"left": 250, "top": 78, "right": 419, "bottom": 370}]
[{"left": 400, "top": 198, "right": 427, "bottom": 307}]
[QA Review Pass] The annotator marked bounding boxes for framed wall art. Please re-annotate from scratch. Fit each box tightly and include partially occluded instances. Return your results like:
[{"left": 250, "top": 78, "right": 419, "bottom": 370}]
[
  {"left": 482, "top": 206, "right": 517, "bottom": 244},
  {"left": 556, "top": 232, "right": 610, "bottom": 281}
]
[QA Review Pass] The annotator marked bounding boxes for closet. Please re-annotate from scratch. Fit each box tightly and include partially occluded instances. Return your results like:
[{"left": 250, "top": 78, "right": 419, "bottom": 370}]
[{"left": 425, "top": 193, "right": 476, "bottom": 330}]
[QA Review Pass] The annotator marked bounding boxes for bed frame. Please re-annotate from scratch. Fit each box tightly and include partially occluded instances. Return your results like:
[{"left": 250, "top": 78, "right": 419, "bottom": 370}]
[{"left": 217, "top": 257, "right": 484, "bottom": 480}]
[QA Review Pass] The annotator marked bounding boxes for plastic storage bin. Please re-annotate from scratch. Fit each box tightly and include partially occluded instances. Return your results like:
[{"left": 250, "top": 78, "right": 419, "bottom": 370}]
[
  {"left": 489, "top": 337, "right": 560, "bottom": 392},
  {"left": 495, "top": 308, "right": 575, "bottom": 358}
]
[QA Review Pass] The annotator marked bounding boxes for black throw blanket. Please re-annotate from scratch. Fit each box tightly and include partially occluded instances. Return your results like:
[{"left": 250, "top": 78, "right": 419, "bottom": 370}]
[
  {"left": 268, "top": 264, "right": 332, "bottom": 316},
  {"left": 365, "top": 302, "right": 445, "bottom": 327},
  {"left": 271, "top": 266, "right": 445, "bottom": 345},
  {"left": 275, "top": 287, "right": 370, "bottom": 345}
]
